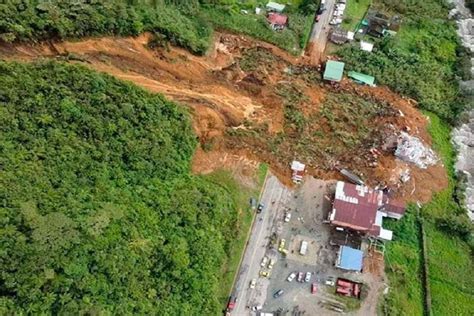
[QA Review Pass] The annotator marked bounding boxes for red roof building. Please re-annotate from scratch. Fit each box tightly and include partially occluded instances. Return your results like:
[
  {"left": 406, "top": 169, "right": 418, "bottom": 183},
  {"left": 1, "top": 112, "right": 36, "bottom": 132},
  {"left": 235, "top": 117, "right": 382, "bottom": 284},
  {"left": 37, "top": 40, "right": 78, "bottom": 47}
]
[
  {"left": 329, "top": 182, "right": 405, "bottom": 240},
  {"left": 267, "top": 13, "right": 288, "bottom": 29}
]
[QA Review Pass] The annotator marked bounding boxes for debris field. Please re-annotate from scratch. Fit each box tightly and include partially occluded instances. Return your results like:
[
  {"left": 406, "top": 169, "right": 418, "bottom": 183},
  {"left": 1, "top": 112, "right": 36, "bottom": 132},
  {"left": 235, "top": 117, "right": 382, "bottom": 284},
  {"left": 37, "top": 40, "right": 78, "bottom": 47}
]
[{"left": 0, "top": 32, "right": 448, "bottom": 203}]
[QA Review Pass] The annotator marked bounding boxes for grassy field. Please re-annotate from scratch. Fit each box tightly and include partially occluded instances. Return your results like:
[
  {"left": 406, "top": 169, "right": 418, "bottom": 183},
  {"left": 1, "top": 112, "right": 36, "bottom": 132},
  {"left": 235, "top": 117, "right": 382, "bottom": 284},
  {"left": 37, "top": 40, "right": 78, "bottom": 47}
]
[
  {"left": 341, "top": 0, "right": 371, "bottom": 31},
  {"left": 210, "top": 163, "right": 268, "bottom": 306},
  {"left": 383, "top": 208, "right": 424, "bottom": 316},
  {"left": 426, "top": 223, "right": 474, "bottom": 315}
]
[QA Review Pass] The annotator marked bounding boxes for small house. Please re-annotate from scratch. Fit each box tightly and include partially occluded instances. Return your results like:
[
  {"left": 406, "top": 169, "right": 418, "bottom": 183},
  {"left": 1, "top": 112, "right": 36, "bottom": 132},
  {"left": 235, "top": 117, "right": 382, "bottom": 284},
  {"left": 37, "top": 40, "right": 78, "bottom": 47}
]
[
  {"left": 266, "top": 1, "right": 286, "bottom": 13},
  {"left": 323, "top": 60, "right": 345, "bottom": 82},
  {"left": 348, "top": 71, "right": 375, "bottom": 86},
  {"left": 267, "top": 12, "right": 288, "bottom": 30}
]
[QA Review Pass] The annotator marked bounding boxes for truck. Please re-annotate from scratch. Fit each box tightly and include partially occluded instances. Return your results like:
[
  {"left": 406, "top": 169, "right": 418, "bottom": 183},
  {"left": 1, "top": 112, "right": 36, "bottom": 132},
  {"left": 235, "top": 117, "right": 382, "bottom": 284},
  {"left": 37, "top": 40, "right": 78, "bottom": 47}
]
[{"left": 299, "top": 240, "right": 308, "bottom": 255}]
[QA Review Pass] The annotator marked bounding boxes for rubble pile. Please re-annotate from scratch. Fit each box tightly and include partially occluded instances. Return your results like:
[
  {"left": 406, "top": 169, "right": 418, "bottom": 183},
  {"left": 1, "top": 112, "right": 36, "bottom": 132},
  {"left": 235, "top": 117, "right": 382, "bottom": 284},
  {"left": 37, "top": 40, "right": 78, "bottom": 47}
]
[{"left": 395, "top": 132, "right": 438, "bottom": 169}]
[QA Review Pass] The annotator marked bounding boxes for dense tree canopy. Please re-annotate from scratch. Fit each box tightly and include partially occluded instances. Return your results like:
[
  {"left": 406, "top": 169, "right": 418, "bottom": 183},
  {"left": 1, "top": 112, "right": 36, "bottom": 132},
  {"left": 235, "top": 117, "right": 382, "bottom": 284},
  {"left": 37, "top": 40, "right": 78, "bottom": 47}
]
[
  {"left": 0, "top": 0, "right": 212, "bottom": 54},
  {"left": 0, "top": 61, "right": 238, "bottom": 314}
]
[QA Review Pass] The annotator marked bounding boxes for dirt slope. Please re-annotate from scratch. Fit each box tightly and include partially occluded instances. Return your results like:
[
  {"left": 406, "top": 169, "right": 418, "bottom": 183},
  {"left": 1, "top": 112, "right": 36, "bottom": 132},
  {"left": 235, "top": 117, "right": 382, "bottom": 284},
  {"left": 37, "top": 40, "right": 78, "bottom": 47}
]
[{"left": 0, "top": 32, "right": 448, "bottom": 203}]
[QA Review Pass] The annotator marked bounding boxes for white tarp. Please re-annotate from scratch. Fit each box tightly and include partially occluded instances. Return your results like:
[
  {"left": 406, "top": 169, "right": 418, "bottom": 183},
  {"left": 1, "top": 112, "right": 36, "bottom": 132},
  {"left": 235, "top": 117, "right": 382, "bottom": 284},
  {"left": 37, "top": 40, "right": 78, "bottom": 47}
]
[
  {"left": 395, "top": 132, "right": 438, "bottom": 169},
  {"left": 360, "top": 41, "right": 374, "bottom": 52},
  {"left": 291, "top": 160, "right": 305, "bottom": 171}
]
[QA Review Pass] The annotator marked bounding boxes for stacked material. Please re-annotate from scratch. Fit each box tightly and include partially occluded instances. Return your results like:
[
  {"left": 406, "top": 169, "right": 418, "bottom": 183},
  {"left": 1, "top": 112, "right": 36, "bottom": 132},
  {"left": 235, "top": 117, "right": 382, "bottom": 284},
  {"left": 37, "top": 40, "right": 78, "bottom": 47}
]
[{"left": 395, "top": 132, "right": 438, "bottom": 169}]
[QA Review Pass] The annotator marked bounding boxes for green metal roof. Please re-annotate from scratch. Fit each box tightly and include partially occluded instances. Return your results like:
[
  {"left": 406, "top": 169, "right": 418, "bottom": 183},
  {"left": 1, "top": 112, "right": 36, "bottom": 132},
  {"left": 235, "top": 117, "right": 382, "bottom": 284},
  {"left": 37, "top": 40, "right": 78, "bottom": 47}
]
[
  {"left": 323, "top": 61, "right": 345, "bottom": 82},
  {"left": 348, "top": 71, "right": 375, "bottom": 86}
]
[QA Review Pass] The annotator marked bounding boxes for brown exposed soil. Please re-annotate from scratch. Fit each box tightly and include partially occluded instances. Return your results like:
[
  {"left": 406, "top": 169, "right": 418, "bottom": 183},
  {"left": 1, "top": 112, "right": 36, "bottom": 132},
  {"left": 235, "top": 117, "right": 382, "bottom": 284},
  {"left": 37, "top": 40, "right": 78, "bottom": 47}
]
[{"left": 0, "top": 32, "right": 448, "bottom": 204}]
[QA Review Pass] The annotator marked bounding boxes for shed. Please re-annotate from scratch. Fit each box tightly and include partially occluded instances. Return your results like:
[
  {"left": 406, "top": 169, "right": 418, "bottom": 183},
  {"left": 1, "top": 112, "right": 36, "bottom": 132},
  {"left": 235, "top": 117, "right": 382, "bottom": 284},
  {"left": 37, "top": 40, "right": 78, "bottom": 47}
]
[
  {"left": 336, "top": 246, "right": 363, "bottom": 271},
  {"left": 348, "top": 71, "right": 375, "bottom": 86},
  {"left": 323, "top": 60, "right": 345, "bottom": 82},
  {"left": 266, "top": 1, "right": 285, "bottom": 13}
]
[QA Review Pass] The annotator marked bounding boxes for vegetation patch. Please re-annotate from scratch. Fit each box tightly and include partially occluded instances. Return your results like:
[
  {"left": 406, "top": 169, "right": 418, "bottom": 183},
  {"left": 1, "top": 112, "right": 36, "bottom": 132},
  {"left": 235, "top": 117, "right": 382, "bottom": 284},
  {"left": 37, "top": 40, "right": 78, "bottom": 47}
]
[
  {"left": 341, "top": 0, "right": 372, "bottom": 31},
  {"left": 208, "top": 164, "right": 268, "bottom": 307},
  {"left": 0, "top": 0, "right": 316, "bottom": 55},
  {"left": 338, "top": 0, "right": 468, "bottom": 122},
  {"left": 0, "top": 61, "right": 241, "bottom": 315}
]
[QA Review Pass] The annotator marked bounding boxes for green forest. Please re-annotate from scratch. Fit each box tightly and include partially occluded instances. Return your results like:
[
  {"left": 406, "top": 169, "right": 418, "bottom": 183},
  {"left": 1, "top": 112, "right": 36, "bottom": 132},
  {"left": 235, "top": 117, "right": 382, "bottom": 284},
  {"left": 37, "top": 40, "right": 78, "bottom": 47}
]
[
  {"left": 0, "top": 0, "right": 318, "bottom": 55},
  {"left": 0, "top": 61, "right": 240, "bottom": 314}
]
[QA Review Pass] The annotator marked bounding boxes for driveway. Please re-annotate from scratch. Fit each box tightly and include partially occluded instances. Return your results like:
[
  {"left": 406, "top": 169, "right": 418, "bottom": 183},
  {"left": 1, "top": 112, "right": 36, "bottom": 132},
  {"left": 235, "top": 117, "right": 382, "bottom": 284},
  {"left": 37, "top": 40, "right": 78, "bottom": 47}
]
[
  {"left": 231, "top": 174, "right": 290, "bottom": 315},
  {"left": 307, "top": 0, "right": 337, "bottom": 64}
]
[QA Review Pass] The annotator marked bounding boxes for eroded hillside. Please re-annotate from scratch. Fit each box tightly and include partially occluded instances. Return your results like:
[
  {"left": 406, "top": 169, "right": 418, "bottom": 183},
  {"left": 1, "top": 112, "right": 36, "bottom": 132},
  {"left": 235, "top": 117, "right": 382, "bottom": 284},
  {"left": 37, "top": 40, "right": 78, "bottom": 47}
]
[{"left": 0, "top": 32, "right": 448, "bottom": 203}]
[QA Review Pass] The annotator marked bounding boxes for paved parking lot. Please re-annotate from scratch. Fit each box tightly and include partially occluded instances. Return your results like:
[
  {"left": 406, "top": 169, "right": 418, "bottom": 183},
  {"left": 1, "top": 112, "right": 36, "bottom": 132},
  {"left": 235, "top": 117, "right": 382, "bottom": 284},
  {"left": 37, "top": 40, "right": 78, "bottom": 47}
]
[{"left": 231, "top": 176, "right": 386, "bottom": 316}]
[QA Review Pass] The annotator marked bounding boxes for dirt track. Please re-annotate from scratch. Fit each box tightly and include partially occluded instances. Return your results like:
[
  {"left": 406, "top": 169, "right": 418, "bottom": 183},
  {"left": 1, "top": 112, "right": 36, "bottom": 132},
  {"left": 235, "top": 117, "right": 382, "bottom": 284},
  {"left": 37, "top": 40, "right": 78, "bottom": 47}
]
[{"left": 0, "top": 32, "right": 448, "bottom": 203}]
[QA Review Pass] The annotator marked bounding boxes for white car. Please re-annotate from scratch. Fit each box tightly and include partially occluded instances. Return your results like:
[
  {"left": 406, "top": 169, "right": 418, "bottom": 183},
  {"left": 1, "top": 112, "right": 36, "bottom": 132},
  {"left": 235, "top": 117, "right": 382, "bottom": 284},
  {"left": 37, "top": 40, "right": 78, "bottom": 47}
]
[
  {"left": 325, "top": 277, "right": 335, "bottom": 286},
  {"left": 268, "top": 258, "right": 276, "bottom": 270},
  {"left": 249, "top": 278, "right": 257, "bottom": 289},
  {"left": 284, "top": 212, "right": 291, "bottom": 222},
  {"left": 287, "top": 272, "right": 296, "bottom": 282},
  {"left": 305, "top": 272, "right": 311, "bottom": 282},
  {"left": 260, "top": 256, "right": 268, "bottom": 267}
]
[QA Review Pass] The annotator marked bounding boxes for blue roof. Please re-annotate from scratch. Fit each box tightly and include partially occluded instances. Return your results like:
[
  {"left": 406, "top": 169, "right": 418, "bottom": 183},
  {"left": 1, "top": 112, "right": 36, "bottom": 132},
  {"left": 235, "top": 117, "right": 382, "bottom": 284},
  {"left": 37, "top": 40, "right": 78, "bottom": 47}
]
[{"left": 337, "top": 246, "right": 363, "bottom": 271}]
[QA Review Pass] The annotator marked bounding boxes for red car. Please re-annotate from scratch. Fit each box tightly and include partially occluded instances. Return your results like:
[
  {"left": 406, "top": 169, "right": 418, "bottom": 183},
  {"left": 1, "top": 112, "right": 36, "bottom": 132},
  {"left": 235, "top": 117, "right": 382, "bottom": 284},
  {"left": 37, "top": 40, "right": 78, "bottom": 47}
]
[{"left": 311, "top": 283, "right": 317, "bottom": 294}]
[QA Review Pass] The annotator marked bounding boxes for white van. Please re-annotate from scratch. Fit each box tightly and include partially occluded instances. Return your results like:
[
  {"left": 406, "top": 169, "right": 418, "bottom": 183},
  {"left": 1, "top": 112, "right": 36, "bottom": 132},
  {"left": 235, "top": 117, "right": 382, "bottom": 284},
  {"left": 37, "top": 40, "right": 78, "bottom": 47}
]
[{"left": 300, "top": 240, "right": 308, "bottom": 255}]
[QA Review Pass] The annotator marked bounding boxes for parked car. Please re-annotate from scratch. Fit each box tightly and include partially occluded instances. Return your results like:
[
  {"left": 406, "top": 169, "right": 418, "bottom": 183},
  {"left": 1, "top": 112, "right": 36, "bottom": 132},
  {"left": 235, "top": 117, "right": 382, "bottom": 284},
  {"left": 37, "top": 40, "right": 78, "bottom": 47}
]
[
  {"left": 287, "top": 272, "right": 296, "bottom": 282},
  {"left": 249, "top": 279, "right": 256, "bottom": 289},
  {"left": 305, "top": 272, "right": 312, "bottom": 282},
  {"left": 252, "top": 305, "right": 263, "bottom": 311},
  {"left": 311, "top": 283, "right": 317, "bottom": 294},
  {"left": 260, "top": 270, "right": 270, "bottom": 278},
  {"left": 257, "top": 203, "right": 264, "bottom": 213},
  {"left": 273, "top": 289, "right": 284, "bottom": 298},
  {"left": 325, "top": 276, "right": 336, "bottom": 286},
  {"left": 315, "top": 14, "right": 322, "bottom": 22},
  {"left": 284, "top": 212, "right": 291, "bottom": 222},
  {"left": 278, "top": 239, "right": 286, "bottom": 251},
  {"left": 297, "top": 272, "right": 304, "bottom": 282},
  {"left": 268, "top": 258, "right": 276, "bottom": 270},
  {"left": 226, "top": 296, "right": 237, "bottom": 311},
  {"left": 261, "top": 256, "right": 268, "bottom": 267}
]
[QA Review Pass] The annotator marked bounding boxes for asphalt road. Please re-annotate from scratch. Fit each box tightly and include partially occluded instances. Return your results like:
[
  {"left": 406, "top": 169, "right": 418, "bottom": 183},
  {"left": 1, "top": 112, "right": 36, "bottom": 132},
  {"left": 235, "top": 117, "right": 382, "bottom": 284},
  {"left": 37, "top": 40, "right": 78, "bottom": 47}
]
[
  {"left": 308, "top": 0, "right": 337, "bottom": 63},
  {"left": 232, "top": 174, "right": 289, "bottom": 316}
]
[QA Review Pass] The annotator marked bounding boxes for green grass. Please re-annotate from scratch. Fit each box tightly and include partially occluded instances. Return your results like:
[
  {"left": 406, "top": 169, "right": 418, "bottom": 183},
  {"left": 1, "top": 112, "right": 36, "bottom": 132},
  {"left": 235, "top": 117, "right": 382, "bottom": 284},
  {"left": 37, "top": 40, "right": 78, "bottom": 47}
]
[
  {"left": 383, "top": 208, "right": 424, "bottom": 316},
  {"left": 341, "top": 0, "right": 372, "bottom": 31},
  {"left": 208, "top": 164, "right": 268, "bottom": 306},
  {"left": 426, "top": 222, "right": 474, "bottom": 316}
]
